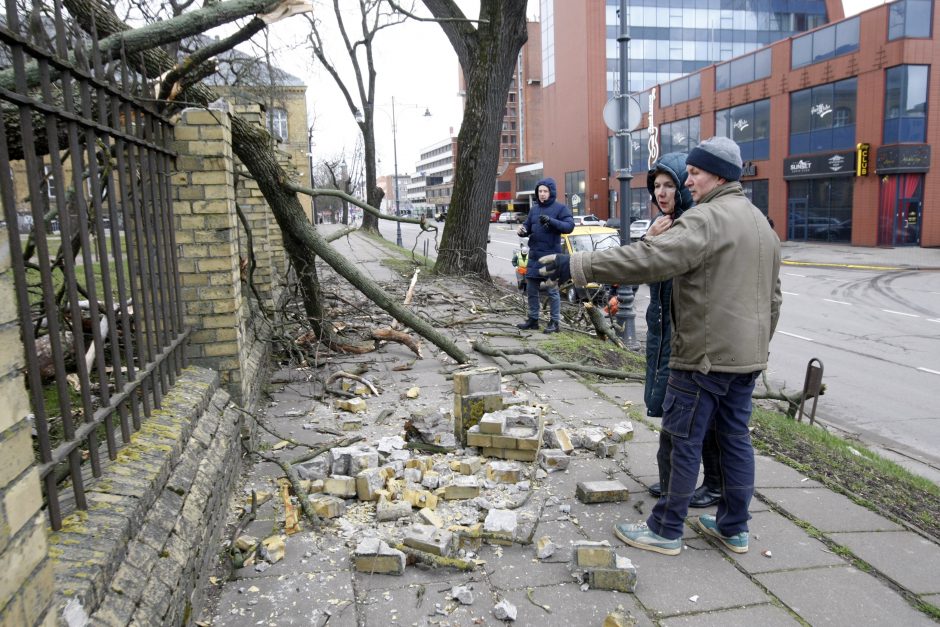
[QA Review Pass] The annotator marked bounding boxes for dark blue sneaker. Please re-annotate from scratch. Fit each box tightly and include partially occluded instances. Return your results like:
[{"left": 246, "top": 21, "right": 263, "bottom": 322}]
[{"left": 694, "top": 515, "right": 749, "bottom": 553}]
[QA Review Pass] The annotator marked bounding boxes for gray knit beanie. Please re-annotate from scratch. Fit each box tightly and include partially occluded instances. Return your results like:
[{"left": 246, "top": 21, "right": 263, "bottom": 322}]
[{"left": 686, "top": 136, "right": 743, "bottom": 182}]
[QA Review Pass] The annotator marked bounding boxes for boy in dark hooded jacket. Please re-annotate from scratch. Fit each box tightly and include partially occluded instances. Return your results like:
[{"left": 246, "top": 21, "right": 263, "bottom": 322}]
[
  {"left": 516, "top": 178, "right": 574, "bottom": 333},
  {"left": 643, "top": 153, "right": 721, "bottom": 508}
]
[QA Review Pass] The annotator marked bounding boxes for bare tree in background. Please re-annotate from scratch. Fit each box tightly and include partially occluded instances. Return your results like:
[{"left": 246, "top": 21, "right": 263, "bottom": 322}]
[{"left": 305, "top": 0, "right": 408, "bottom": 235}]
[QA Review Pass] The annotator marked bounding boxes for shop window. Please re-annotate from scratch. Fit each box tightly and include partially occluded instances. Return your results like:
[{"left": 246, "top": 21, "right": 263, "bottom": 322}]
[
  {"left": 660, "top": 117, "right": 700, "bottom": 154},
  {"left": 787, "top": 179, "right": 852, "bottom": 243}
]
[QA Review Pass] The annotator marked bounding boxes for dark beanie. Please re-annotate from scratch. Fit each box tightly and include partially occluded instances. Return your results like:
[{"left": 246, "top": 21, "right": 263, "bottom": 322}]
[{"left": 686, "top": 136, "right": 743, "bottom": 182}]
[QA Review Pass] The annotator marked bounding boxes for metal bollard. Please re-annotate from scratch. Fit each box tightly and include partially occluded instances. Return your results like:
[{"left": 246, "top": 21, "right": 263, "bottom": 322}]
[{"left": 796, "top": 358, "right": 824, "bottom": 425}]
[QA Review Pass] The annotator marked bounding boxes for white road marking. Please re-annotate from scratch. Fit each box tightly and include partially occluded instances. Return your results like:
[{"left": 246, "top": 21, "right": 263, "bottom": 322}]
[
  {"left": 882, "top": 309, "right": 919, "bottom": 318},
  {"left": 778, "top": 330, "right": 814, "bottom": 342},
  {"left": 824, "top": 298, "right": 851, "bottom": 305},
  {"left": 917, "top": 367, "right": 940, "bottom": 376},
  {"left": 785, "top": 273, "right": 806, "bottom": 277},
  {"left": 782, "top": 291, "right": 799, "bottom": 296}
]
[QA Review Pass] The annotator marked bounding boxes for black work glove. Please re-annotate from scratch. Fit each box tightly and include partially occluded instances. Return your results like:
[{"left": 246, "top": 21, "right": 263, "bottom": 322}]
[
  {"left": 538, "top": 254, "right": 571, "bottom": 287},
  {"left": 539, "top": 214, "right": 551, "bottom": 226}
]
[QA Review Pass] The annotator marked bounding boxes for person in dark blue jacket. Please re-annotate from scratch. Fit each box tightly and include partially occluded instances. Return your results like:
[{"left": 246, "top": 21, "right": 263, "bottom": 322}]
[
  {"left": 516, "top": 178, "right": 574, "bottom": 333},
  {"left": 642, "top": 153, "right": 721, "bottom": 508}
]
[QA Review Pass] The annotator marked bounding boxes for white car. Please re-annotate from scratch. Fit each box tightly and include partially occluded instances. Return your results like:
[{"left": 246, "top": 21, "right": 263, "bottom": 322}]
[
  {"left": 572, "top": 214, "right": 605, "bottom": 227},
  {"left": 629, "top": 219, "right": 650, "bottom": 240}
]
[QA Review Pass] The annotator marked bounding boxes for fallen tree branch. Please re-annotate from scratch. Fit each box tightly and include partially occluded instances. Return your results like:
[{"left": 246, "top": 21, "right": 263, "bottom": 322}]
[
  {"left": 372, "top": 327, "right": 423, "bottom": 358},
  {"left": 753, "top": 371, "right": 825, "bottom": 418},
  {"left": 390, "top": 543, "right": 479, "bottom": 571},
  {"left": 584, "top": 302, "right": 624, "bottom": 348},
  {"left": 242, "top": 440, "right": 322, "bottom": 529},
  {"left": 470, "top": 339, "right": 643, "bottom": 380},
  {"left": 326, "top": 371, "right": 379, "bottom": 396},
  {"left": 289, "top": 435, "right": 364, "bottom": 465}
]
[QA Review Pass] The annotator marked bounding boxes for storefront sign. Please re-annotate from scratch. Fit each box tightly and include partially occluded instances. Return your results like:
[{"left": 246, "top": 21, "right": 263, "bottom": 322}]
[
  {"left": 856, "top": 143, "right": 870, "bottom": 176},
  {"left": 741, "top": 161, "right": 757, "bottom": 177},
  {"left": 783, "top": 151, "right": 855, "bottom": 179},
  {"left": 875, "top": 144, "right": 930, "bottom": 174}
]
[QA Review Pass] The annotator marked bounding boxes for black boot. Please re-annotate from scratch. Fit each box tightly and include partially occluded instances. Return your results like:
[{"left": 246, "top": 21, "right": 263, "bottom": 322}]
[
  {"left": 648, "top": 482, "right": 662, "bottom": 498},
  {"left": 517, "top": 318, "right": 539, "bottom": 330},
  {"left": 543, "top": 321, "right": 560, "bottom": 334},
  {"left": 689, "top": 484, "right": 722, "bottom": 508}
]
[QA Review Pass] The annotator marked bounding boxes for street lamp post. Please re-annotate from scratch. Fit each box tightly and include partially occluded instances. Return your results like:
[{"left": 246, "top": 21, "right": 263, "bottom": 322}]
[{"left": 615, "top": 0, "right": 640, "bottom": 350}]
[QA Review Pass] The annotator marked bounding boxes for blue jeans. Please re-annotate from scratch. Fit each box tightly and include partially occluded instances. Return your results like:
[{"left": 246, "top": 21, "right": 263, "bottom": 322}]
[
  {"left": 647, "top": 369, "right": 759, "bottom": 540},
  {"left": 525, "top": 277, "right": 560, "bottom": 323}
]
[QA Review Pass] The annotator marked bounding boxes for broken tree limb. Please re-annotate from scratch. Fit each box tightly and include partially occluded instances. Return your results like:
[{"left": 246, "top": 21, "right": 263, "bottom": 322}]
[
  {"left": 288, "top": 435, "right": 364, "bottom": 465},
  {"left": 325, "top": 371, "right": 379, "bottom": 396},
  {"left": 242, "top": 441, "right": 322, "bottom": 529},
  {"left": 390, "top": 543, "right": 478, "bottom": 572},
  {"left": 470, "top": 339, "right": 643, "bottom": 381},
  {"left": 403, "top": 268, "right": 420, "bottom": 306},
  {"left": 372, "top": 327, "right": 423, "bottom": 358},
  {"left": 753, "top": 371, "right": 825, "bottom": 418},
  {"left": 584, "top": 302, "right": 625, "bottom": 348}
]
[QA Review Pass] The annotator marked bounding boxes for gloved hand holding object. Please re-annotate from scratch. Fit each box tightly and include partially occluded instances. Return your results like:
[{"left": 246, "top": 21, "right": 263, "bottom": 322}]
[
  {"left": 539, "top": 214, "right": 551, "bottom": 226},
  {"left": 538, "top": 254, "right": 571, "bottom": 288}
]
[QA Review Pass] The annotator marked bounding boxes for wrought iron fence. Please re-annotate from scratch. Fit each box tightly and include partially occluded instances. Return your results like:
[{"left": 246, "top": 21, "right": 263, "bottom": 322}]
[{"left": 0, "top": 0, "right": 188, "bottom": 530}]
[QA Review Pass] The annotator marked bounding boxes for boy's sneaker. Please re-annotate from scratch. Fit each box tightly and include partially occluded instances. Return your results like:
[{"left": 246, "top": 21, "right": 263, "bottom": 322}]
[
  {"left": 613, "top": 522, "right": 681, "bottom": 556},
  {"left": 694, "top": 515, "right": 749, "bottom": 553}
]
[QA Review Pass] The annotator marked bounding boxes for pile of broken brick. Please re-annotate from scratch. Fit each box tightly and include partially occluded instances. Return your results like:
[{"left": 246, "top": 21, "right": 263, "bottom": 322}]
[{"left": 233, "top": 366, "right": 640, "bottom": 620}]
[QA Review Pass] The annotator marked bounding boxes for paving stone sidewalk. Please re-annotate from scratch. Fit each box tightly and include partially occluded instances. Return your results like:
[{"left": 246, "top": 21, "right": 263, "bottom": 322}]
[{"left": 202, "top": 230, "right": 940, "bottom": 626}]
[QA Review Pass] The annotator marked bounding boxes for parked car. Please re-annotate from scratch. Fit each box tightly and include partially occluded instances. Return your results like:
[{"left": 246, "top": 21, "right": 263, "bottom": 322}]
[
  {"left": 498, "top": 211, "right": 525, "bottom": 224},
  {"left": 572, "top": 214, "right": 605, "bottom": 227},
  {"left": 435, "top": 210, "right": 447, "bottom": 222},
  {"left": 560, "top": 225, "right": 621, "bottom": 303},
  {"left": 629, "top": 219, "right": 650, "bottom": 240}
]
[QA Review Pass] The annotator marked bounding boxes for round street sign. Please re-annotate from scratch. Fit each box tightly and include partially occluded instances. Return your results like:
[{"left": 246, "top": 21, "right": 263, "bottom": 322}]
[{"left": 603, "top": 96, "right": 642, "bottom": 132}]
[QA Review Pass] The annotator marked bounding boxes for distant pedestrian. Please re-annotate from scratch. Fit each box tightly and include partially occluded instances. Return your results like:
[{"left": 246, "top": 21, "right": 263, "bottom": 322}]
[
  {"left": 515, "top": 178, "right": 574, "bottom": 334},
  {"left": 538, "top": 136, "right": 782, "bottom": 555},
  {"left": 642, "top": 152, "right": 721, "bottom": 509}
]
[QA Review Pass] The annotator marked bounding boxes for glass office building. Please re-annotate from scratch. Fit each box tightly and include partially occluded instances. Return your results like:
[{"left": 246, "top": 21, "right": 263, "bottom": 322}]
[{"left": 605, "top": 0, "right": 829, "bottom": 95}]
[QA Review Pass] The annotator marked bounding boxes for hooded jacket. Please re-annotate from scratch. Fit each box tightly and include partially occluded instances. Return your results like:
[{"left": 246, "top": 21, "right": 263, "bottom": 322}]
[
  {"left": 644, "top": 153, "right": 692, "bottom": 415},
  {"left": 520, "top": 178, "right": 574, "bottom": 278},
  {"left": 571, "top": 181, "right": 782, "bottom": 374}
]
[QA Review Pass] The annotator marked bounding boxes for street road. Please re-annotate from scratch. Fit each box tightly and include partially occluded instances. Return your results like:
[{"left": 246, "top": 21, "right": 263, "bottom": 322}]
[{"left": 378, "top": 219, "right": 940, "bottom": 480}]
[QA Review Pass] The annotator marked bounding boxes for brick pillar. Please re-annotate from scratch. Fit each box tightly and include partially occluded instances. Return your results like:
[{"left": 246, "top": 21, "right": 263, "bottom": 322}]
[
  {"left": 0, "top": 227, "right": 55, "bottom": 625},
  {"left": 172, "top": 103, "right": 252, "bottom": 404}
]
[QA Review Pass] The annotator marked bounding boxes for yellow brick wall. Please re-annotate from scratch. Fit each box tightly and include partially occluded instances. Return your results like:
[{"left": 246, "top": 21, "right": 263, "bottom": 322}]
[
  {"left": 0, "top": 227, "right": 53, "bottom": 625},
  {"left": 172, "top": 105, "right": 252, "bottom": 404}
]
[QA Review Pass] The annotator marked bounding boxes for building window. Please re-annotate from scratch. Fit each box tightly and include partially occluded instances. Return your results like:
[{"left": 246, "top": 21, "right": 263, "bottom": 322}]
[
  {"left": 564, "top": 170, "right": 585, "bottom": 212},
  {"left": 629, "top": 128, "right": 650, "bottom": 176},
  {"left": 44, "top": 165, "right": 56, "bottom": 200},
  {"left": 888, "top": 0, "right": 933, "bottom": 40},
  {"left": 660, "top": 74, "right": 700, "bottom": 107},
  {"left": 268, "top": 107, "right": 288, "bottom": 141},
  {"left": 660, "top": 117, "right": 700, "bottom": 154},
  {"left": 716, "top": 99, "right": 770, "bottom": 161},
  {"left": 789, "top": 78, "right": 857, "bottom": 155},
  {"left": 540, "top": 0, "right": 555, "bottom": 86},
  {"left": 884, "top": 65, "right": 928, "bottom": 144},
  {"left": 716, "top": 48, "right": 771, "bottom": 92},
  {"left": 791, "top": 17, "right": 858, "bottom": 69}
]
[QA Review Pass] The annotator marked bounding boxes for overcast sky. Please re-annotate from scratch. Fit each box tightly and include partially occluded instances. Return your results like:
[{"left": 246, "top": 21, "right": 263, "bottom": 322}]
[{"left": 255, "top": 0, "right": 887, "bottom": 180}]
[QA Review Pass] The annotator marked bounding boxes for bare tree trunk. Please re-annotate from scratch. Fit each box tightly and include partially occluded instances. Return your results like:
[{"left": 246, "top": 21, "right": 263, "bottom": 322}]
[{"left": 421, "top": 0, "right": 528, "bottom": 277}]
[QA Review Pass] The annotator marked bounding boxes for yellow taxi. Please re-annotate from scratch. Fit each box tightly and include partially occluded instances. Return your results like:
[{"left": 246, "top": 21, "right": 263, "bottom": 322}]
[{"left": 560, "top": 225, "right": 621, "bottom": 303}]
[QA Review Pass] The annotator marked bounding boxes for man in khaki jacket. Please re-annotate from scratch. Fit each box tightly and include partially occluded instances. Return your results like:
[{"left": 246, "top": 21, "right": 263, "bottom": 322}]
[{"left": 540, "top": 136, "right": 782, "bottom": 556}]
